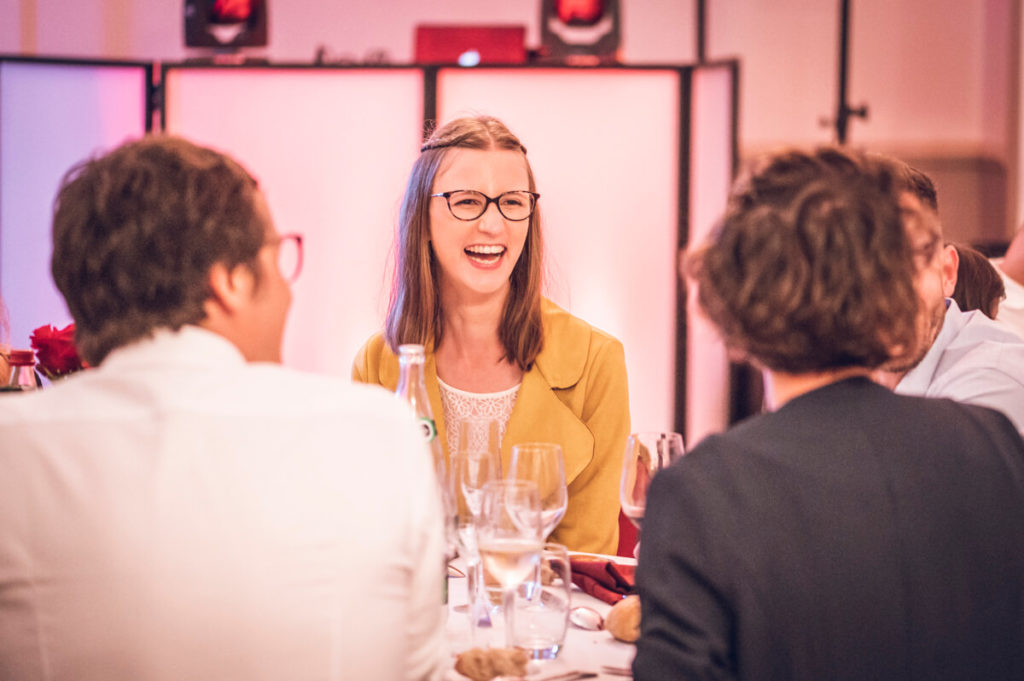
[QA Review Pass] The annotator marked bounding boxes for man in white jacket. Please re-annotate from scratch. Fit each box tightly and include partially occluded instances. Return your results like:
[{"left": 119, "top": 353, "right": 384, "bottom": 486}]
[{"left": 0, "top": 136, "right": 445, "bottom": 681}]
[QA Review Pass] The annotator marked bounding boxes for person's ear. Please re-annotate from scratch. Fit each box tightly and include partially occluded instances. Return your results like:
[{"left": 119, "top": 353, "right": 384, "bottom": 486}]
[
  {"left": 204, "top": 261, "right": 255, "bottom": 317},
  {"left": 940, "top": 244, "right": 959, "bottom": 298}
]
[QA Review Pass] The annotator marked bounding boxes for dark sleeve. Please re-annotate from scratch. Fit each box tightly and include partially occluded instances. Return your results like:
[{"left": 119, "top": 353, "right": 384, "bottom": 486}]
[{"left": 633, "top": 439, "right": 736, "bottom": 681}]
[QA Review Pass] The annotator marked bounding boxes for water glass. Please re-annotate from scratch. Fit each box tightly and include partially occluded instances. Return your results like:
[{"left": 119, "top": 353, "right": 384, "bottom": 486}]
[{"left": 511, "top": 543, "right": 571, "bottom": 659}]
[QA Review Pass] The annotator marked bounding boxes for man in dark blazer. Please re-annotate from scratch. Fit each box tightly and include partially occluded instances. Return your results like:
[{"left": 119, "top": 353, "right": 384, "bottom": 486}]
[{"left": 633, "top": 148, "right": 1024, "bottom": 681}]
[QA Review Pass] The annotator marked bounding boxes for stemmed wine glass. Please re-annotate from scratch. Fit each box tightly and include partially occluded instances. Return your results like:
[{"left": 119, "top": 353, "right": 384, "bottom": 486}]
[
  {"left": 508, "top": 442, "right": 567, "bottom": 541},
  {"left": 620, "top": 432, "right": 685, "bottom": 529},
  {"left": 451, "top": 418, "right": 502, "bottom": 641},
  {"left": 477, "top": 479, "right": 542, "bottom": 648},
  {"left": 453, "top": 418, "right": 503, "bottom": 520}
]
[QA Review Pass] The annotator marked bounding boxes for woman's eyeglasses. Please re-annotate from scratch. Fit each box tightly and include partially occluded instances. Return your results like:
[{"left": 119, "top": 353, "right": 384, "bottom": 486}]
[{"left": 431, "top": 190, "right": 540, "bottom": 222}]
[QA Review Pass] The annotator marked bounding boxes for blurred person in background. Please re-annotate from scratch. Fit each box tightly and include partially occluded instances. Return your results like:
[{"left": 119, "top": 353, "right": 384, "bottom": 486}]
[
  {"left": 992, "top": 224, "right": 1024, "bottom": 336},
  {"left": 634, "top": 147, "right": 1024, "bottom": 681},
  {"left": 0, "top": 135, "right": 445, "bottom": 681},
  {"left": 352, "top": 115, "right": 630, "bottom": 555},
  {"left": 951, "top": 242, "right": 1005, "bottom": 320},
  {"left": 874, "top": 165, "right": 1024, "bottom": 435}
]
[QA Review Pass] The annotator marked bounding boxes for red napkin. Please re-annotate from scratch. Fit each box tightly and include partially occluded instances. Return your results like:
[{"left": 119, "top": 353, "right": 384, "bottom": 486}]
[{"left": 570, "top": 558, "right": 636, "bottom": 605}]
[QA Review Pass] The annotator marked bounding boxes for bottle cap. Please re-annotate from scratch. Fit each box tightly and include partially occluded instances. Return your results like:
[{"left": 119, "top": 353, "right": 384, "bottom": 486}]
[{"left": 8, "top": 349, "right": 34, "bottom": 366}]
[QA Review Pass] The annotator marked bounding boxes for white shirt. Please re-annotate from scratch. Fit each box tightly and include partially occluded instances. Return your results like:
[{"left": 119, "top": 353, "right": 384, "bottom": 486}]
[
  {"left": 896, "top": 299, "right": 1024, "bottom": 435},
  {"left": 992, "top": 257, "right": 1024, "bottom": 339},
  {"left": 0, "top": 326, "right": 444, "bottom": 681}
]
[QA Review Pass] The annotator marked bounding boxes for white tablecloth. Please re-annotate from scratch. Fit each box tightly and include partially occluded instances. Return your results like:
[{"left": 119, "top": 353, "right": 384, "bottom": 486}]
[{"left": 443, "top": 553, "right": 636, "bottom": 680}]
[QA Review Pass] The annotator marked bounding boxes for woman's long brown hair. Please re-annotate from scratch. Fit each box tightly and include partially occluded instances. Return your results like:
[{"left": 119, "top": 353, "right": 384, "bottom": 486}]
[{"left": 384, "top": 116, "right": 544, "bottom": 370}]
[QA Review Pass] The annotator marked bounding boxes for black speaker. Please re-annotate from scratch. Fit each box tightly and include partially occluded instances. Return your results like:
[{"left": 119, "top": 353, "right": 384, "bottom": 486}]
[
  {"left": 185, "top": 0, "right": 267, "bottom": 49},
  {"left": 539, "top": 0, "right": 621, "bottom": 64}
]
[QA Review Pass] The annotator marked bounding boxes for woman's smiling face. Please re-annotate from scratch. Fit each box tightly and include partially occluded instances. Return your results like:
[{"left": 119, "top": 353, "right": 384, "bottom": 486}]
[{"left": 429, "top": 147, "right": 531, "bottom": 304}]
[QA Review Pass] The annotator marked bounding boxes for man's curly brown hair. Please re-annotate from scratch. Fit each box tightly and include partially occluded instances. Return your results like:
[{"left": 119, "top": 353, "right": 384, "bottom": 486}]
[{"left": 685, "top": 147, "right": 920, "bottom": 374}]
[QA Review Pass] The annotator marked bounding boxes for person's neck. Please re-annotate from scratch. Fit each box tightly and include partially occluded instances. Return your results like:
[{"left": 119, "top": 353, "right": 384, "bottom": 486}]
[
  {"left": 762, "top": 366, "right": 871, "bottom": 410},
  {"left": 198, "top": 315, "right": 280, "bottom": 364},
  {"left": 437, "top": 289, "right": 508, "bottom": 365},
  {"left": 870, "top": 368, "right": 905, "bottom": 390}
]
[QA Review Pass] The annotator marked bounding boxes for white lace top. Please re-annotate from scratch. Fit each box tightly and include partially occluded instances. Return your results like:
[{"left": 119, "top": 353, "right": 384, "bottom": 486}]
[{"left": 438, "top": 377, "right": 520, "bottom": 456}]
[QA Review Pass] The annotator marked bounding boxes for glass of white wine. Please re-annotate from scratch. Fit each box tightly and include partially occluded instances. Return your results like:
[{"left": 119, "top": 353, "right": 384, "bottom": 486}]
[
  {"left": 477, "top": 479, "right": 542, "bottom": 648},
  {"left": 620, "top": 431, "right": 685, "bottom": 529}
]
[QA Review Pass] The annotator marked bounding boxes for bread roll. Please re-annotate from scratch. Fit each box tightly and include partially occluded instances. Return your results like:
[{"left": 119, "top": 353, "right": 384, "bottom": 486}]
[
  {"left": 453, "top": 646, "right": 529, "bottom": 681},
  {"left": 605, "top": 594, "right": 642, "bottom": 643}
]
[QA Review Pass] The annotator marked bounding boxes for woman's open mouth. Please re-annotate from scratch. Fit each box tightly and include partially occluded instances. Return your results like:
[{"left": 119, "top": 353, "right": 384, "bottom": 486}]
[{"left": 465, "top": 244, "right": 506, "bottom": 266}]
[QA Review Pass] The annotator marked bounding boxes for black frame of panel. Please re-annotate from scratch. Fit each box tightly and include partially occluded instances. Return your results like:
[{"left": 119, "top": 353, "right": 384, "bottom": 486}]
[{"left": 0, "top": 55, "right": 155, "bottom": 132}]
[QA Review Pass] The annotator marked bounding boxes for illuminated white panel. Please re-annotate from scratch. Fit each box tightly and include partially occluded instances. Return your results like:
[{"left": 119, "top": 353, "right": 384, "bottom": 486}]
[
  {"left": 163, "top": 68, "right": 423, "bottom": 376},
  {"left": 438, "top": 68, "right": 681, "bottom": 433},
  {"left": 686, "top": 65, "right": 734, "bottom": 446},
  {"left": 0, "top": 60, "right": 148, "bottom": 349}
]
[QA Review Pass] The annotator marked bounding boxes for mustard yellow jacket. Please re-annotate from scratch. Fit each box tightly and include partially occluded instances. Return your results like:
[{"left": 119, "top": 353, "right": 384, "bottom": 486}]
[{"left": 351, "top": 298, "right": 631, "bottom": 555}]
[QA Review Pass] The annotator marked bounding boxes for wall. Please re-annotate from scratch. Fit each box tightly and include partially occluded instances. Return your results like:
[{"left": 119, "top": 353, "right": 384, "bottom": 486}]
[
  {"left": 707, "top": 0, "right": 1018, "bottom": 244},
  {"left": 1, "top": 0, "right": 697, "bottom": 64},
  {"left": 3, "top": 1, "right": 1017, "bottom": 242},
  {"left": 702, "top": 1, "right": 1011, "bottom": 154}
]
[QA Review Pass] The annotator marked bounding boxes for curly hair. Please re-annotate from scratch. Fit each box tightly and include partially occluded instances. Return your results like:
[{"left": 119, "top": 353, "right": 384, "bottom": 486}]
[
  {"left": 51, "top": 135, "right": 265, "bottom": 365},
  {"left": 686, "top": 147, "right": 920, "bottom": 374},
  {"left": 385, "top": 115, "right": 543, "bottom": 370}
]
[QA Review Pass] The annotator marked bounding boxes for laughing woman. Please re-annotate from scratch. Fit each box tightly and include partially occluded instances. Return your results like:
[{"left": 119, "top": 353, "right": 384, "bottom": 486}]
[{"left": 352, "top": 115, "right": 629, "bottom": 554}]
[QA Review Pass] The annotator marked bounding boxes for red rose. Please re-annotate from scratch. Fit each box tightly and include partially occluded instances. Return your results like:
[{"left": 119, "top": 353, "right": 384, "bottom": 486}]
[{"left": 30, "top": 323, "right": 87, "bottom": 379}]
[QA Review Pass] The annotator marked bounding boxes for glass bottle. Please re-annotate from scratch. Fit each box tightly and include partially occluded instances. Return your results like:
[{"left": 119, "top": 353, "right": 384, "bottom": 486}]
[
  {"left": 395, "top": 344, "right": 457, "bottom": 609},
  {"left": 395, "top": 344, "right": 447, "bottom": 483},
  {"left": 5, "top": 350, "right": 39, "bottom": 391}
]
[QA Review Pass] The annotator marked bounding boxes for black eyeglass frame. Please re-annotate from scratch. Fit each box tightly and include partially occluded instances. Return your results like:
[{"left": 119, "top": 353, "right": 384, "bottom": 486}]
[
  {"left": 430, "top": 190, "right": 541, "bottom": 222},
  {"left": 269, "top": 232, "right": 304, "bottom": 283}
]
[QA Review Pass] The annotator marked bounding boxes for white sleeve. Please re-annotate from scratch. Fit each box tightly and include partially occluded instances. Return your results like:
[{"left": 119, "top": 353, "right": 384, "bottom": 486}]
[
  {"left": 400, "top": 434, "right": 447, "bottom": 681},
  {"left": 940, "top": 366, "right": 1024, "bottom": 436}
]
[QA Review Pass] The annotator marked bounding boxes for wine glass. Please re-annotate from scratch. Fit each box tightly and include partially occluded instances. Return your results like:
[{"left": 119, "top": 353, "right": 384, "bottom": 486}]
[
  {"left": 453, "top": 418, "right": 503, "bottom": 520},
  {"left": 620, "top": 432, "right": 685, "bottom": 529},
  {"left": 451, "top": 418, "right": 503, "bottom": 641},
  {"left": 477, "top": 479, "right": 542, "bottom": 648},
  {"left": 508, "top": 442, "right": 567, "bottom": 541}
]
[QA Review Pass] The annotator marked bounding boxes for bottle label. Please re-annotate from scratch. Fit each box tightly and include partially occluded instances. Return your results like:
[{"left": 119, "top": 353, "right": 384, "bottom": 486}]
[{"left": 418, "top": 417, "right": 438, "bottom": 443}]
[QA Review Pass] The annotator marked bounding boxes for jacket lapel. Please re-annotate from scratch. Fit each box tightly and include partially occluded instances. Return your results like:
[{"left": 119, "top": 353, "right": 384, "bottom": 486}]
[{"left": 502, "top": 361, "right": 595, "bottom": 487}]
